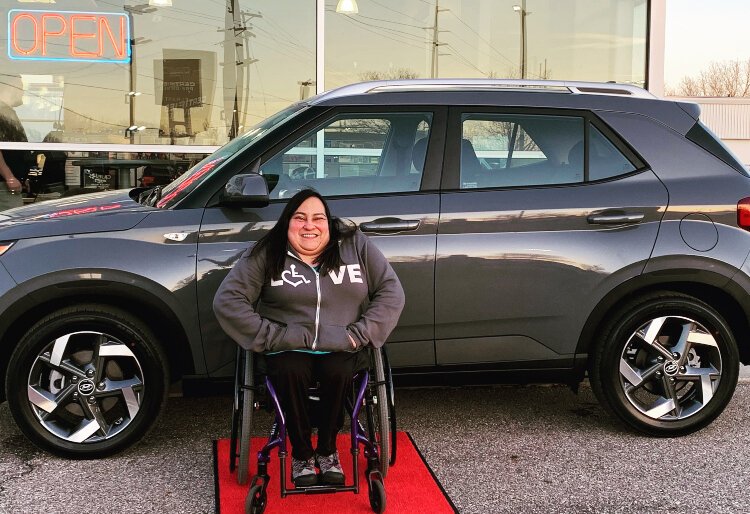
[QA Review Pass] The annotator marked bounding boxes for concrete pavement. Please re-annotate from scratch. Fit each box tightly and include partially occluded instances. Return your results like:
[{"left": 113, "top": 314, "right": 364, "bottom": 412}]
[{"left": 2, "top": 381, "right": 750, "bottom": 513}]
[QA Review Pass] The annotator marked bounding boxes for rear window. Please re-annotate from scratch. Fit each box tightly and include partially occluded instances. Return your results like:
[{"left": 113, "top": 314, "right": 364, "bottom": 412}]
[
  {"left": 686, "top": 121, "right": 749, "bottom": 176},
  {"left": 588, "top": 125, "right": 637, "bottom": 181},
  {"left": 458, "top": 113, "right": 640, "bottom": 189}
]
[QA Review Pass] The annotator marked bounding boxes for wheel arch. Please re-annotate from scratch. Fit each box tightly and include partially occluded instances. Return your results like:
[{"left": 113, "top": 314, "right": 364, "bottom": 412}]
[
  {"left": 577, "top": 270, "right": 750, "bottom": 371},
  {"left": 0, "top": 271, "right": 198, "bottom": 403}
]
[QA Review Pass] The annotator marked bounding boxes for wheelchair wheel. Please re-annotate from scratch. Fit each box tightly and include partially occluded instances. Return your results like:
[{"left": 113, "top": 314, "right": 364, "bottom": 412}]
[
  {"left": 381, "top": 346, "right": 397, "bottom": 466},
  {"left": 229, "top": 348, "right": 243, "bottom": 474},
  {"left": 368, "top": 477, "right": 386, "bottom": 514},
  {"left": 369, "top": 347, "right": 391, "bottom": 479},
  {"left": 238, "top": 350, "right": 255, "bottom": 485},
  {"left": 245, "top": 484, "right": 267, "bottom": 514}
]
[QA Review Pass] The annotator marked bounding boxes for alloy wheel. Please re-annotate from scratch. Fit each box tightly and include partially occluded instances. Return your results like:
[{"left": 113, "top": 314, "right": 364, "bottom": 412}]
[
  {"left": 26, "top": 331, "right": 145, "bottom": 444},
  {"left": 619, "top": 315, "right": 721, "bottom": 421}
]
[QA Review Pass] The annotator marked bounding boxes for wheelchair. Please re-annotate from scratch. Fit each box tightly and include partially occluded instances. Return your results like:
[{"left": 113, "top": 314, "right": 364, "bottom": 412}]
[{"left": 229, "top": 345, "right": 397, "bottom": 514}]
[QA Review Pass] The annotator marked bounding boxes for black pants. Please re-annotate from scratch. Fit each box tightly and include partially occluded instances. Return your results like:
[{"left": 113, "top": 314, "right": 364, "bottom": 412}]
[{"left": 265, "top": 351, "right": 358, "bottom": 461}]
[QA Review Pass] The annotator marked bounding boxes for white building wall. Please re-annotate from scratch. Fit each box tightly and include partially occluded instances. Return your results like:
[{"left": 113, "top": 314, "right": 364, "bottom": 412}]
[{"left": 669, "top": 97, "right": 750, "bottom": 165}]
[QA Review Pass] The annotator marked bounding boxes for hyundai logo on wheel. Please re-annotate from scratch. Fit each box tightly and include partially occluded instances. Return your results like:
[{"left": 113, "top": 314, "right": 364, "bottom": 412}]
[
  {"left": 664, "top": 362, "right": 679, "bottom": 376},
  {"left": 78, "top": 380, "right": 95, "bottom": 395}
]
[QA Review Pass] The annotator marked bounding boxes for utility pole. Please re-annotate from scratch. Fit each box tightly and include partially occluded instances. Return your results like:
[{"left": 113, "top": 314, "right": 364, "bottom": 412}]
[
  {"left": 129, "top": 24, "right": 136, "bottom": 144},
  {"left": 513, "top": 0, "right": 529, "bottom": 79},
  {"left": 520, "top": 0, "right": 527, "bottom": 79},
  {"left": 430, "top": 0, "right": 449, "bottom": 78},
  {"left": 224, "top": 0, "right": 260, "bottom": 140},
  {"left": 124, "top": 4, "right": 155, "bottom": 143}
]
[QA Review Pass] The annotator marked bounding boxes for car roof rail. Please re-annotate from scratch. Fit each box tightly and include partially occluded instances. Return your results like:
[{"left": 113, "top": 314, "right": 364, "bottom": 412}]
[{"left": 311, "top": 79, "right": 657, "bottom": 102}]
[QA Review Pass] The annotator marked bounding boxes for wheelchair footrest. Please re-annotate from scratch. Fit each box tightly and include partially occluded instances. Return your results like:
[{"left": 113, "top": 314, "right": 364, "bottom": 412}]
[{"left": 287, "top": 484, "right": 358, "bottom": 495}]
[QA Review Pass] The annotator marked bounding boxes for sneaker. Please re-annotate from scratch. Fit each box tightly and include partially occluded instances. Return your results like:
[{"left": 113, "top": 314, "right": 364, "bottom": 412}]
[
  {"left": 291, "top": 456, "right": 317, "bottom": 487},
  {"left": 316, "top": 451, "right": 345, "bottom": 485}
]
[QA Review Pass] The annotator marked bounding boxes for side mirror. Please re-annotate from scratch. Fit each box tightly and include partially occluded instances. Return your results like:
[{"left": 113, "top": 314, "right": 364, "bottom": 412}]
[{"left": 219, "top": 173, "right": 270, "bottom": 207}]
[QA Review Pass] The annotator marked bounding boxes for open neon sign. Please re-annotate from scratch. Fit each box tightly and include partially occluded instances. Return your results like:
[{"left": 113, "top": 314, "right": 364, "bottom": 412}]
[{"left": 8, "top": 10, "right": 131, "bottom": 63}]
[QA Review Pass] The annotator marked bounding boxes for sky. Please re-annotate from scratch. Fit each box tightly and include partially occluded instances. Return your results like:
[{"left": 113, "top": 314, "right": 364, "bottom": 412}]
[{"left": 664, "top": 0, "right": 750, "bottom": 89}]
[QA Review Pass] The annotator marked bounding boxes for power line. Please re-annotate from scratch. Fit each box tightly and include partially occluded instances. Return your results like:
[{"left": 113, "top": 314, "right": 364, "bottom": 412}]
[
  {"left": 261, "top": 16, "right": 315, "bottom": 55},
  {"left": 1, "top": 78, "right": 126, "bottom": 129},
  {"left": 332, "top": 12, "right": 429, "bottom": 49},
  {"left": 328, "top": 10, "right": 427, "bottom": 44},
  {"left": 355, "top": 13, "right": 428, "bottom": 31},
  {"left": 369, "top": 0, "right": 431, "bottom": 24},
  {"left": 443, "top": 44, "right": 489, "bottom": 76},
  {"left": 446, "top": 10, "right": 517, "bottom": 69}
]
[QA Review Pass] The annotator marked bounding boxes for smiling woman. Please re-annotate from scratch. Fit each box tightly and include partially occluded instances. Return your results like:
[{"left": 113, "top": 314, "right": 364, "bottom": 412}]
[
  {"left": 213, "top": 188, "right": 405, "bottom": 486},
  {"left": 287, "top": 196, "right": 331, "bottom": 265}
]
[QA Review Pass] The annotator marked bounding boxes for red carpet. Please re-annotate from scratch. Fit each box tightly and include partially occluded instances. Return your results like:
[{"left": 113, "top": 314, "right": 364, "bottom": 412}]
[{"left": 213, "top": 432, "right": 456, "bottom": 513}]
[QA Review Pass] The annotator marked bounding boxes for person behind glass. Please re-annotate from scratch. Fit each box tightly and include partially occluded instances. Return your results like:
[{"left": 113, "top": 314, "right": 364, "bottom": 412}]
[
  {"left": 214, "top": 188, "right": 405, "bottom": 487},
  {"left": 0, "top": 74, "right": 28, "bottom": 210}
]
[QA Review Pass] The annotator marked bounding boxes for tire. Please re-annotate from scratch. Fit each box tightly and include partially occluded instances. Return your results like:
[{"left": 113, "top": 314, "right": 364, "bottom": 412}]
[
  {"left": 590, "top": 292, "right": 739, "bottom": 436},
  {"left": 245, "top": 484, "right": 266, "bottom": 514},
  {"left": 5, "top": 304, "right": 168, "bottom": 458},
  {"left": 229, "top": 348, "right": 242, "bottom": 474},
  {"left": 238, "top": 350, "right": 255, "bottom": 485},
  {"left": 368, "top": 477, "right": 386, "bottom": 514},
  {"left": 369, "top": 348, "right": 391, "bottom": 478},
  {"left": 381, "top": 347, "right": 397, "bottom": 467}
]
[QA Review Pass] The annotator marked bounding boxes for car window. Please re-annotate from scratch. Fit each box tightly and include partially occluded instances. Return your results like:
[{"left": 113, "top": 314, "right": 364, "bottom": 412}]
[
  {"left": 260, "top": 113, "right": 432, "bottom": 199},
  {"left": 461, "top": 114, "right": 584, "bottom": 189},
  {"left": 588, "top": 125, "right": 638, "bottom": 180}
]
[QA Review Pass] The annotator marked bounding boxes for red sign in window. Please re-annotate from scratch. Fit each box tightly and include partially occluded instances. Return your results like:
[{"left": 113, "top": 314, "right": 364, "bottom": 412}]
[{"left": 8, "top": 10, "right": 131, "bottom": 63}]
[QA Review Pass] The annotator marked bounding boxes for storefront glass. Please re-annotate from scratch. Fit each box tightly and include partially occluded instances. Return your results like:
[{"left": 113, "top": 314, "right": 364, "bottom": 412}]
[
  {"left": 0, "top": 0, "right": 649, "bottom": 207},
  {"left": 0, "top": 1, "right": 315, "bottom": 146},
  {"left": 325, "top": 0, "right": 647, "bottom": 88},
  {"left": 11, "top": 147, "right": 211, "bottom": 204}
]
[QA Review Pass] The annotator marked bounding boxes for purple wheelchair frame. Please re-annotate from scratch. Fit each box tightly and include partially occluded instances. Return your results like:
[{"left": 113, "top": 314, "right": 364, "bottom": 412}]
[{"left": 247, "top": 369, "right": 383, "bottom": 497}]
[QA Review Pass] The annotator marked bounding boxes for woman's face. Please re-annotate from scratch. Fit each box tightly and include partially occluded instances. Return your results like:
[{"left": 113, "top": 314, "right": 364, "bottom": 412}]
[{"left": 287, "top": 196, "right": 330, "bottom": 263}]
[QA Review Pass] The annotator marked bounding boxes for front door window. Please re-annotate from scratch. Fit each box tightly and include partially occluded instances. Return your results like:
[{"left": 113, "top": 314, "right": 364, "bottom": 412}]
[{"left": 259, "top": 113, "right": 432, "bottom": 198}]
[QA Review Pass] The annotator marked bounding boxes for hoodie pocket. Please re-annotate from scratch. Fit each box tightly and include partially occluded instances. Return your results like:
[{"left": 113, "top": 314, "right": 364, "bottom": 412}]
[
  {"left": 267, "top": 323, "right": 314, "bottom": 352},
  {"left": 316, "top": 324, "right": 358, "bottom": 352}
]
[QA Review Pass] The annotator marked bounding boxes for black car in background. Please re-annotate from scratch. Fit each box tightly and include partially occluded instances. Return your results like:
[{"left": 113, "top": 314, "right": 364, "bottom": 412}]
[{"left": 1, "top": 79, "right": 749, "bottom": 457}]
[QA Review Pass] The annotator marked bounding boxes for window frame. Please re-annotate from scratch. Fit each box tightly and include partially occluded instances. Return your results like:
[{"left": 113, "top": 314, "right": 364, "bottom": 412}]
[{"left": 442, "top": 106, "right": 647, "bottom": 192}]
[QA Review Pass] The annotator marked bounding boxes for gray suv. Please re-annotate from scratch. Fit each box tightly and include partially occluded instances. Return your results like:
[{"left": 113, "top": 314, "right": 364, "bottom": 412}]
[{"left": 2, "top": 79, "right": 749, "bottom": 457}]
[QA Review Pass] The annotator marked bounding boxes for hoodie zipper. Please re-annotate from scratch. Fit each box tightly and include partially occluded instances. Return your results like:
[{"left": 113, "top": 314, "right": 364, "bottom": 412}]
[{"left": 287, "top": 251, "right": 321, "bottom": 350}]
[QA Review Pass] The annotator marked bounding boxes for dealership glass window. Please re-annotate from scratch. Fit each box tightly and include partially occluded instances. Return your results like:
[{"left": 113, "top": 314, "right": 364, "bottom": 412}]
[
  {"left": 0, "top": 1, "right": 314, "bottom": 146},
  {"left": 259, "top": 113, "right": 432, "bottom": 199},
  {"left": 325, "top": 0, "right": 646, "bottom": 89},
  {"left": 6, "top": 148, "right": 210, "bottom": 207},
  {"left": 461, "top": 114, "right": 584, "bottom": 188}
]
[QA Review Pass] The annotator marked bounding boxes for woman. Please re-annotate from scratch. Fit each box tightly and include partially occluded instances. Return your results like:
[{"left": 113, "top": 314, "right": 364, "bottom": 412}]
[{"left": 213, "top": 188, "right": 405, "bottom": 487}]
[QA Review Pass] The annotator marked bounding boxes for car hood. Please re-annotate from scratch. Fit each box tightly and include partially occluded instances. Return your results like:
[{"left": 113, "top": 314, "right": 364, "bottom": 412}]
[{"left": 0, "top": 189, "right": 152, "bottom": 240}]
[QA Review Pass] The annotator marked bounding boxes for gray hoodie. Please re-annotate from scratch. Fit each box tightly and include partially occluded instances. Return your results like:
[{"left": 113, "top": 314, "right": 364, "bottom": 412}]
[{"left": 213, "top": 230, "right": 405, "bottom": 353}]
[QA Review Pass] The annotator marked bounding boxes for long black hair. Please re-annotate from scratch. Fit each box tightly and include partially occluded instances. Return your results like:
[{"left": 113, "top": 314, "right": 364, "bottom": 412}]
[{"left": 251, "top": 188, "right": 356, "bottom": 282}]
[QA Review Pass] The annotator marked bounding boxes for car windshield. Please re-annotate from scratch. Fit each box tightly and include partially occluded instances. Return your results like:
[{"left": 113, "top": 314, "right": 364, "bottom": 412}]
[{"left": 153, "top": 102, "right": 308, "bottom": 208}]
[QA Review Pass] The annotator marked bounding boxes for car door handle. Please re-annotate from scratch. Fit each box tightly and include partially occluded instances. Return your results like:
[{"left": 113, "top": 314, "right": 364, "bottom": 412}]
[
  {"left": 359, "top": 218, "right": 420, "bottom": 233},
  {"left": 587, "top": 211, "right": 645, "bottom": 225}
]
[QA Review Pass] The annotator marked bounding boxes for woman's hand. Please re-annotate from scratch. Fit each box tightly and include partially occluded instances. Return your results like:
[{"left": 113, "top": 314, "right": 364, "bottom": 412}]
[{"left": 346, "top": 331, "right": 357, "bottom": 349}]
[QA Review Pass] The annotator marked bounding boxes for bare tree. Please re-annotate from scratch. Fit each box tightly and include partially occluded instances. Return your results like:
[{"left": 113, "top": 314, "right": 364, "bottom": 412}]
[
  {"left": 670, "top": 58, "right": 750, "bottom": 97},
  {"left": 359, "top": 68, "right": 420, "bottom": 81}
]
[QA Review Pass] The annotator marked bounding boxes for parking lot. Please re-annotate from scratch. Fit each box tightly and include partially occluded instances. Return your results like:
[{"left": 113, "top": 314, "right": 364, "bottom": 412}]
[{"left": 3, "top": 378, "right": 750, "bottom": 514}]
